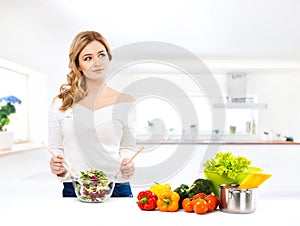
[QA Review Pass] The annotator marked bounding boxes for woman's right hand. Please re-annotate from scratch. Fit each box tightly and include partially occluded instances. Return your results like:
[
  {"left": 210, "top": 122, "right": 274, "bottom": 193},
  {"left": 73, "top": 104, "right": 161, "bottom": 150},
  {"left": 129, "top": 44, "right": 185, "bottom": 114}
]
[{"left": 49, "top": 154, "right": 67, "bottom": 177}]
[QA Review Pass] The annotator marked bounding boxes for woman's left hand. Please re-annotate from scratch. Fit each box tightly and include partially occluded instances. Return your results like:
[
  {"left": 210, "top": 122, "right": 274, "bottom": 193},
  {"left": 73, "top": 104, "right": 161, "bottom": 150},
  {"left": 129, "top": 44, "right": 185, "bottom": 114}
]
[{"left": 120, "top": 158, "right": 135, "bottom": 179}]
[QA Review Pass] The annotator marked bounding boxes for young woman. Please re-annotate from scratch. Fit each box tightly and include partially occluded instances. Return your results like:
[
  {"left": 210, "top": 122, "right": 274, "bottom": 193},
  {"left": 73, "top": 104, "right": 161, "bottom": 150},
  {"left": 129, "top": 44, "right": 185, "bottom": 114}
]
[{"left": 48, "top": 31, "right": 137, "bottom": 197}]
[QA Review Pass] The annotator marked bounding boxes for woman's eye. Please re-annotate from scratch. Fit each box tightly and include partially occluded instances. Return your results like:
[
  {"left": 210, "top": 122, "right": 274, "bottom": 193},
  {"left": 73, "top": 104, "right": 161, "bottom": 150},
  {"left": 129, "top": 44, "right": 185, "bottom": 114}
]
[
  {"left": 83, "top": 56, "right": 92, "bottom": 61},
  {"left": 99, "top": 53, "right": 107, "bottom": 58}
]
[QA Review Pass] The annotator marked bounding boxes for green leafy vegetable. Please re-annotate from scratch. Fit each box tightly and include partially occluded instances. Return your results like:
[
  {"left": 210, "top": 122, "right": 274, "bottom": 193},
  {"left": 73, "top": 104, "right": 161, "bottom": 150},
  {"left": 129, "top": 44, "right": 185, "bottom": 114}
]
[
  {"left": 187, "top": 178, "right": 214, "bottom": 197},
  {"left": 174, "top": 184, "right": 189, "bottom": 209},
  {"left": 203, "top": 152, "right": 253, "bottom": 180}
]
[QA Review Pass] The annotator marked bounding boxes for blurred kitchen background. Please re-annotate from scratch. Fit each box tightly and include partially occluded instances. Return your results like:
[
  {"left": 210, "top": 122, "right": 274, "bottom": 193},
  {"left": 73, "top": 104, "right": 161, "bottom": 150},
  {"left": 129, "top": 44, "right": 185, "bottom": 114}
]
[{"left": 1, "top": 0, "right": 300, "bottom": 198}]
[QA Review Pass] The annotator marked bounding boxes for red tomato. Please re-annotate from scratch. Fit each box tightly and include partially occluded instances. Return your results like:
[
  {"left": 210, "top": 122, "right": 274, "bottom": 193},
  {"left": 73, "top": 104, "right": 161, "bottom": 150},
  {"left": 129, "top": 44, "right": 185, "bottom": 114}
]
[
  {"left": 192, "top": 192, "right": 207, "bottom": 199},
  {"left": 182, "top": 198, "right": 194, "bottom": 212},
  {"left": 205, "top": 194, "right": 219, "bottom": 212},
  {"left": 193, "top": 198, "right": 208, "bottom": 214}
]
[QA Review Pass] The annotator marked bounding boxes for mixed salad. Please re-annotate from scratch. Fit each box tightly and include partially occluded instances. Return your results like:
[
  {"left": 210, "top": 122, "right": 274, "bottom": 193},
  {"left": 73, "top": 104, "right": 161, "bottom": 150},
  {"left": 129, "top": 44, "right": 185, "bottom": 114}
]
[{"left": 73, "top": 169, "right": 114, "bottom": 202}]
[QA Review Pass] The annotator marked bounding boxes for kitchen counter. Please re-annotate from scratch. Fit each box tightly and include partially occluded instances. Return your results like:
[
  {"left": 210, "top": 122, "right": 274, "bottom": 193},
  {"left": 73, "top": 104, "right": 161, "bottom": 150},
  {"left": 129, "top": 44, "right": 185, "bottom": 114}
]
[
  {"left": 1, "top": 191, "right": 299, "bottom": 226},
  {"left": 1, "top": 145, "right": 300, "bottom": 226},
  {"left": 136, "top": 133, "right": 299, "bottom": 145},
  {"left": 1, "top": 140, "right": 299, "bottom": 159},
  {"left": 137, "top": 140, "right": 300, "bottom": 145}
]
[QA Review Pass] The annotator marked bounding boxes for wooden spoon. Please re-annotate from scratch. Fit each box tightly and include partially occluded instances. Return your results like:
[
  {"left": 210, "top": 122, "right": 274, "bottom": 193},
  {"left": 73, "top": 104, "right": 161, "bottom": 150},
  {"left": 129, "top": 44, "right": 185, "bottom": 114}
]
[
  {"left": 112, "top": 146, "right": 144, "bottom": 179},
  {"left": 42, "top": 142, "right": 78, "bottom": 179}
]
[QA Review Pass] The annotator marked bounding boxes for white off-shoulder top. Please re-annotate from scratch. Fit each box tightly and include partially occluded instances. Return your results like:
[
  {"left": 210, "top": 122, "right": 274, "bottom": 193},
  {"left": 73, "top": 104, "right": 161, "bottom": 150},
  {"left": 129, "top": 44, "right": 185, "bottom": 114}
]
[{"left": 48, "top": 98, "right": 137, "bottom": 182}]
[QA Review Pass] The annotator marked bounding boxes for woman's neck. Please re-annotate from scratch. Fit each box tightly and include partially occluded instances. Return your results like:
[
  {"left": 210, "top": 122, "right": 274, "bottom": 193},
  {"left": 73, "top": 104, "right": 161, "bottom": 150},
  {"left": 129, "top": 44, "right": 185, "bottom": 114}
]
[
  {"left": 78, "top": 80, "right": 119, "bottom": 109},
  {"left": 85, "top": 79, "right": 106, "bottom": 95}
]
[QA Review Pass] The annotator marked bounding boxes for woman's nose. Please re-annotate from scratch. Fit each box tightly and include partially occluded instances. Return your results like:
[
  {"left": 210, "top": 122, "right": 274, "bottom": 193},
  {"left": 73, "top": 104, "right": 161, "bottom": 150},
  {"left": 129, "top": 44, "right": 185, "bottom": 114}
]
[{"left": 93, "top": 57, "right": 102, "bottom": 66}]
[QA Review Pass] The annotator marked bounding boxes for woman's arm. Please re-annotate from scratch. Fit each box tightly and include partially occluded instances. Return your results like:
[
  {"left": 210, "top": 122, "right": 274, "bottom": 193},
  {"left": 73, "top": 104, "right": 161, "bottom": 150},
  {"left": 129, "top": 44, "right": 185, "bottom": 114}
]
[
  {"left": 48, "top": 99, "right": 69, "bottom": 179},
  {"left": 119, "top": 105, "right": 138, "bottom": 179}
]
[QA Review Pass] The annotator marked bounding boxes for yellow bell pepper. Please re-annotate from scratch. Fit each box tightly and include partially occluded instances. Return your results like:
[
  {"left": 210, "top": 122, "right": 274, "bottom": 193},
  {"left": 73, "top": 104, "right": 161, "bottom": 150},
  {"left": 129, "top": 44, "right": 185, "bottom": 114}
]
[
  {"left": 157, "top": 190, "right": 180, "bottom": 212},
  {"left": 150, "top": 182, "right": 171, "bottom": 197}
]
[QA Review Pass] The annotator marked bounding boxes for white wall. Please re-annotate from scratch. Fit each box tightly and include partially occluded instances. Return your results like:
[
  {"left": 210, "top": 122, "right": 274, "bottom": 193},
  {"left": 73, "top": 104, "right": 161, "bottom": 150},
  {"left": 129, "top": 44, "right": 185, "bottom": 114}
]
[{"left": 247, "top": 72, "right": 300, "bottom": 140}]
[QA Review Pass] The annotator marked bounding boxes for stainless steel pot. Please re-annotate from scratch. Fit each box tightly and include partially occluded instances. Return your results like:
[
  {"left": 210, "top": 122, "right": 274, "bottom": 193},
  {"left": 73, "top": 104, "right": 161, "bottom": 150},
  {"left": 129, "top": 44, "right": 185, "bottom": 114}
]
[{"left": 219, "top": 184, "right": 256, "bottom": 214}]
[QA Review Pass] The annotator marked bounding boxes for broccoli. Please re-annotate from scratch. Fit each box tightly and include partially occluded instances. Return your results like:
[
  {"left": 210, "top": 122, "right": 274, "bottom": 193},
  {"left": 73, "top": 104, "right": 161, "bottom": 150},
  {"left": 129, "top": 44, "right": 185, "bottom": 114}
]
[
  {"left": 174, "top": 184, "right": 189, "bottom": 209},
  {"left": 187, "top": 178, "right": 214, "bottom": 197}
]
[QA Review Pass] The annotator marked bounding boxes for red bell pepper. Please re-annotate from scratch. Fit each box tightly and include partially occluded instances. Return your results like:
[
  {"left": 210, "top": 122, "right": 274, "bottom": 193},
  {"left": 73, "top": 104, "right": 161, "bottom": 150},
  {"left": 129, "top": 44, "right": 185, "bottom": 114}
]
[{"left": 136, "top": 190, "right": 158, "bottom": 211}]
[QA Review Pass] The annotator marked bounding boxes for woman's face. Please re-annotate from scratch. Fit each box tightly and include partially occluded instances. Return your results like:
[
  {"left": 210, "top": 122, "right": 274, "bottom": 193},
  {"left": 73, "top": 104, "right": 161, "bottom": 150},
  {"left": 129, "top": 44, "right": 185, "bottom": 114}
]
[{"left": 78, "top": 40, "right": 109, "bottom": 81}]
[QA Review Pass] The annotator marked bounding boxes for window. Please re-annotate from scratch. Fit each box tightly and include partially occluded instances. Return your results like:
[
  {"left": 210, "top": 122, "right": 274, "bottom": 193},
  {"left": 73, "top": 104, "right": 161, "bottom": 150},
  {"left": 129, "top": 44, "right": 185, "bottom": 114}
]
[
  {"left": 0, "top": 58, "right": 47, "bottom": 143},
  {"left": 0, "top": 63, "right": 28, "bottom": 142}
]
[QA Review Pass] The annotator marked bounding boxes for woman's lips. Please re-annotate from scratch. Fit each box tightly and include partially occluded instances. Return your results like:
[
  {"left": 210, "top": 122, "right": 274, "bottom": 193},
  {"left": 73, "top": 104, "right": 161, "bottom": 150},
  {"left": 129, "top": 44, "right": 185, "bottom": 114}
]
[{"left": 93, "top": 68, "right": 104, "bottom": 73}]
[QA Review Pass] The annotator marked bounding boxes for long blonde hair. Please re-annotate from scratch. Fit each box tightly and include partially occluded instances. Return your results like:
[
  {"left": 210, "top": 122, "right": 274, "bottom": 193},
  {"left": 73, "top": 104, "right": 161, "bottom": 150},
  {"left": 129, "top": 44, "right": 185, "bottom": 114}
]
[{"left": 56, "top": 31, "right": 112, "bottom": 111}]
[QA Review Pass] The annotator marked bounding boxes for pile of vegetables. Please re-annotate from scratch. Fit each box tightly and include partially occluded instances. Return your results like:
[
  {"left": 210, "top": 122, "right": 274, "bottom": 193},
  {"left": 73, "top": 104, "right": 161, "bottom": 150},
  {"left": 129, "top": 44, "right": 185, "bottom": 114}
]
[
  {"left": 136, "top": 179, "right": 219, "bottom": 214},
  {"left": 174, "top": 178, "right": 214, "bottom": 208},
  {"left": 135, "top": 151, "right": 266, "bottom": 214},
  {"left": 181, "top": 193, "right": 219, "bottom": 214}
]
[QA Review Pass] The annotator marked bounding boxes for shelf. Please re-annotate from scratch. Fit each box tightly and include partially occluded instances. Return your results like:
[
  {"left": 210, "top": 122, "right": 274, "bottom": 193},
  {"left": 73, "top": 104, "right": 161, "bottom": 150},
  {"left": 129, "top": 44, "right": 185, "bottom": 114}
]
[{"left": 213, "top": 103, "right": 268, "bottom": 109}]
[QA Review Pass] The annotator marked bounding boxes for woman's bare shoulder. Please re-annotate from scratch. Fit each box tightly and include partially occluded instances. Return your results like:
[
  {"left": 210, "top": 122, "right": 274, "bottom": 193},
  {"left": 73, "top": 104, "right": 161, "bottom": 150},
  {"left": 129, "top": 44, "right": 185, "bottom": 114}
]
[{"left": 117, "top": 92, "right": 135, "bottom": 103}]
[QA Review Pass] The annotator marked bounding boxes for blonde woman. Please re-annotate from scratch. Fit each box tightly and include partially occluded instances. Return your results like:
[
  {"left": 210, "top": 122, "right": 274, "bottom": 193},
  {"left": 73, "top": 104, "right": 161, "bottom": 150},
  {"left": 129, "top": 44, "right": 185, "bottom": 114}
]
[{"left": 48, "top": 31, "right": 137, "bottom": 197}]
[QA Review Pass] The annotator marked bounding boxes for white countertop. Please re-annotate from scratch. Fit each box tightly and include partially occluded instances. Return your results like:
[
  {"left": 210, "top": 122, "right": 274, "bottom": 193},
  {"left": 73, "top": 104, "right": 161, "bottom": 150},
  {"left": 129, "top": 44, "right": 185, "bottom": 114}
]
[
  {"left": 1, "top": 191, "right": 299, "bottom": 226},
  {"left": 1, "top": 174, "right": 299, "bottom": 226},
  {"left": 1, "top": 146, "right": 300, "bottom": 226}
]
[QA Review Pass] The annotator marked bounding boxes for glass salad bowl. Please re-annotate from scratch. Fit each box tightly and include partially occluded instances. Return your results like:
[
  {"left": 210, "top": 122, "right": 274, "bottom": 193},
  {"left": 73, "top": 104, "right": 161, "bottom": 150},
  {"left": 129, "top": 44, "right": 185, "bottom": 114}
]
[{"left": 72, "top": 170, "right": 115, "bottom": 203}]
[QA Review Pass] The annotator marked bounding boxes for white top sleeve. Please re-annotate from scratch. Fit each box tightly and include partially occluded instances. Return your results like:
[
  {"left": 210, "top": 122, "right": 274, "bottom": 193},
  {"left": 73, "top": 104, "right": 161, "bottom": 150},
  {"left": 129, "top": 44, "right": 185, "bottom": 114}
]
[
  {"left": 48, "top": 98, "right": 70, "bottom": 180},
  {"left": 115, "top": 105, "right": 138, "bottom": 183},
  {"left": 48, "top": 98, "right": 63, "bottom": 150}
]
